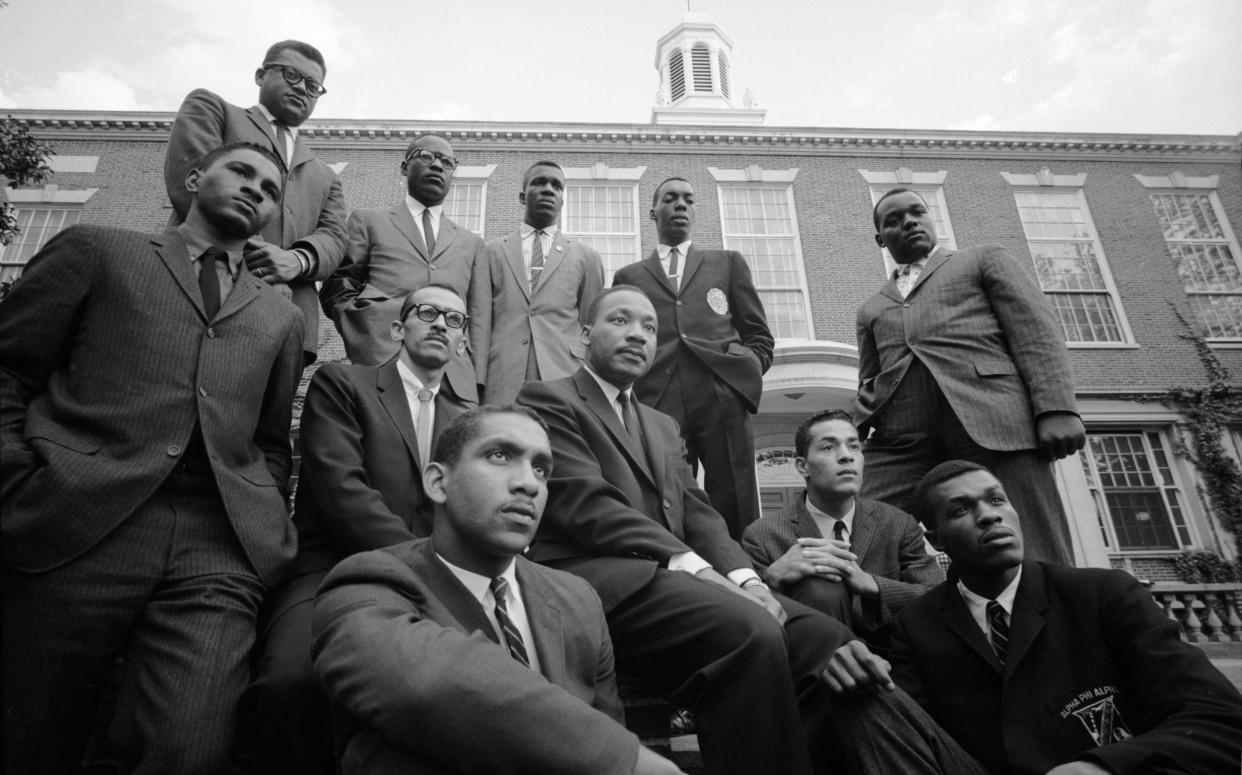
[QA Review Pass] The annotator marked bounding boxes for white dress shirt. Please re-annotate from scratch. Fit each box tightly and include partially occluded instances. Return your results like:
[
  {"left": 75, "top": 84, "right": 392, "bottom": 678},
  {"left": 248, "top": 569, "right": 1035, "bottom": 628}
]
[
  {"left": 404, "top": 196, "right": 443, "bottom": 250},
  {"left": 957, "top": 565, "right": 1022, "bottom": 650},
  {"left": 396, "top": 360, "right": 440, "bottom": 452},
  {"left": 520, "top": 222, "right": 558, "bottom": 274},
  {"left": 436, "top": 554, "right": 542, "bottom": 674},
  {"left": 805, "top": 497, "right": 856, "bottom": 544},
  {"left": 254, "top": 103, "right": 297, "bottom": 164},
  {"left": 656, "top": 239, "right": 692, "bottom": 290}
]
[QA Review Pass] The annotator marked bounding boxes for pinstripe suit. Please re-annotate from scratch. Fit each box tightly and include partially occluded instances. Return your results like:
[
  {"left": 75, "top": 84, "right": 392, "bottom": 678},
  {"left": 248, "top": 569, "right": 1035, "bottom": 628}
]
[
  {"left": 855, "top": 245, "right": 1079, "bottom": 564},
  {"left": 742, "top": 494, "right": 943, "bottom": 633},
  {"left": 1, "top": 225, "right": 303, "bottom": 773}
]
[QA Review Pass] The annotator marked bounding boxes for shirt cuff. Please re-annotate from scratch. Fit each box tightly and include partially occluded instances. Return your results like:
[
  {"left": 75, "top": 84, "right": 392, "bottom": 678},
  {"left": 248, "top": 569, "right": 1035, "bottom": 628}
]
[
  {"left": 668, "top": 551, "right": 711, "bottom": 575},
  {"left": 728, "top": 568, "right": 762, "bottom": 587}
]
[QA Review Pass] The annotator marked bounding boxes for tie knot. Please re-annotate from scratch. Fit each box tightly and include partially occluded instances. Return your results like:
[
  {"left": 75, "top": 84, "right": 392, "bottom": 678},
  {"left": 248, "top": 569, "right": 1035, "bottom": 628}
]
[
  {"left": 490, "top": 576, "right": 510, "bottom": 601},
  {"left": 987, "top": 600, "right": 1006, "bottom": 620},
  {"left": 832, "top": 520, "right": 847, "bottom": 541},
  {"left": 417, "top": 388, "right": 434, "bottom": 404},
  {"left": 617, "top": 392, "right": 629, "bottom": 408},
  {"left": 201, "top": 247, "right": 226, "bottom": 264}
]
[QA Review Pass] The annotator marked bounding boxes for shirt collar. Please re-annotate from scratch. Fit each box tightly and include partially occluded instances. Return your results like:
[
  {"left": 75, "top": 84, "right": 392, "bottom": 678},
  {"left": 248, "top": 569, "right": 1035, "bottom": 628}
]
[
  {"left": 805, "top": 495, "right": 856, "bottom": 534},
  {"left": 957, "top": 564, "right": 1023, "bottom": 616},
  {"left": 892, "top": 243, "right": 943, "bottom": 278},
  {"left": 657, "top": 240, "right": 692, "bottom": 260},
  {"left": 521, "top": 222, "right": 558, "bottom": 239},
  {"left": 396, "top": 359, "right": 442, "bottom": 398},
  {"left": 583, "top": 364, "right": 632, "bottom": 408},
  {"left": 254, "top": 103, "right": 298, "bottom": 140},
  {"left": 176, "top": 222, "right": 243, "bottom": 277},
  {"left": 405, "top": 195, "right": 443, "bottom": 221},
  {"left": 436, "top": 551, "right": 518, "bottom": 606}
]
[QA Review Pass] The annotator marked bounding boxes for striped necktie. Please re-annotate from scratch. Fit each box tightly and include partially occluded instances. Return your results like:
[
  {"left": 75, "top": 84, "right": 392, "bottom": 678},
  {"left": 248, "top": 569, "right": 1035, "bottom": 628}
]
[
  {"left": 415, "top": 388, "right": 434, "bottom": 469},
  {"left": 198, "top": 247, "right": 224, "bottom": 320},
  {"left": 490, "top": 576, "right": 531, "bottom": 667},
  {"left": 987, "top": 600, "right": 1009, "bottom": 665},
  {"left": 666, "top": 246, "right": 680, "bottom": 290},
  {"left": 529, "top": 229, "right": 545, "bottom": 292}
]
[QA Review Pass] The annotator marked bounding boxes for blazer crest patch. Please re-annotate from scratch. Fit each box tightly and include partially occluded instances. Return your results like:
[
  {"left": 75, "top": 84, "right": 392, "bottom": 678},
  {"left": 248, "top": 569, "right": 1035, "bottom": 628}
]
[
  {"left": 706, "top": 288, "right": 729, "bottom": 315},
  {"left": 1058, "top": 685, "right": 1132, "bottom": 746}
]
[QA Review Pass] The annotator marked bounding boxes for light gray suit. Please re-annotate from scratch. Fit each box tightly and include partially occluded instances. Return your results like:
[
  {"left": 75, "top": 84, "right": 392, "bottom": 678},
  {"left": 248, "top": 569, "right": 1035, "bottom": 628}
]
[{"left": 470, "top": 230, "right": 604, "bottom": 405}]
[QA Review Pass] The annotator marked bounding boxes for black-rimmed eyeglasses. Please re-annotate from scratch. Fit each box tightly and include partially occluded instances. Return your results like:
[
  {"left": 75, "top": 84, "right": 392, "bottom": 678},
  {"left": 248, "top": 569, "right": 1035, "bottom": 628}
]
[
  {"left": 262, "top": 63, "right": 327, "bottom": 97},
  {"left": 404, "top": 148, "right": 459, "bottom": 171},
  {"left": 404, "top": 303, "right": 467, "bottom": 329}
]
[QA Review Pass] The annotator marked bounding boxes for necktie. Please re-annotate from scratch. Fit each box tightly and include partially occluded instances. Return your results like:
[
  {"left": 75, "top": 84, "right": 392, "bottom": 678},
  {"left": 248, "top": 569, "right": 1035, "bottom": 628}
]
[
  {"left": 667, "top": 247, "right": 680, "bottom": 291},
  {"left": 987, "top": 600, "right": 1009, "bottom": 665},
  {"left": 198, "top": 247, "right": 224, "bottom": 320},
  {"left": 273, "top": 121, "right": 292, "bottom": 165},
  {"left": 422, "top": 209, "right": 436, "bottom": 256},
  {"left": 832, "top": 520, "right": 848, "bottom": 543},
  {"left": 415, "top": 388, "right": 434, "bottom": 469},
  {"left": 618, "top": 392, "right": 639, "bottom": 442},
  {"left": 529, "top": 229, "right": 545, "bottom": 292},
  {"left": 490, "top": 576, "right": 531, "bottom": 667},
  {"left": 896, "top": 262, "right": 923, "bottom": 298}
]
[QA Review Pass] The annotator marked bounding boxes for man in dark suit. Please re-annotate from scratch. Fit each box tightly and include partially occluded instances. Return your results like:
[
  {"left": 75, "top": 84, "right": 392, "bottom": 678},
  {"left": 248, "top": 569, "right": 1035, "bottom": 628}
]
[
  {"left": 245, "top": 284, "right": 475, "bottom": 774},
  {"left": 165, "top": 39, "right": 347, "bottom": 365},
  {"left": 742, "top": 409, "right": 942, "bottom": 642},
  {"left": 312, "top": 405, "right": 685, "bottom": 775},
  {"left": 321, "top": 135, "right": 483, "bottom": 402},
  {"left": 2, "top": 142, "right": 304, "bottom": 774},
  {"left": 613, "top": 177, "right": 773, "bottom": 540},
  {"left": 471, "top": 160, "right": 605, "bottom": 404},
  {"left": 892, "top": 460, "right": 1242, "bottom": 775},
  {"left": 516, "top": 286, "right": 944, "bottom": 775},
  {"left": 856, "top": 187, "right": 1086, "bottom": 565}
]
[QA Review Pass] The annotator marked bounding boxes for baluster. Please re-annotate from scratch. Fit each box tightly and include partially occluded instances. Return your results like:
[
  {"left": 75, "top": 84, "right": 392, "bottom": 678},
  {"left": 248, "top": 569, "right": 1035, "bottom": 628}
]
[
  {"left": 1224, "top": 590, "right": 1242, "bottom": 643},
  {"left": 1201, "top": 592, "right": 1224, "bottom": 642},
  {"left": 1155, "top": 592, "right": 1186, "bottom": 642},
  {"left": 1181, "top": 592, "right": 1203, "bottom": 643}
]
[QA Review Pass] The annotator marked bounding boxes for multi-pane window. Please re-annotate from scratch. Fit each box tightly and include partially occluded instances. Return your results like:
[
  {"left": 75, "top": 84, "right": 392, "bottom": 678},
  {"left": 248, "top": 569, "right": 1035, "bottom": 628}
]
[
  {"left": 442, "top": 181, "right": 487, "bottom": 237},
  {"left": 563, "top": 182, "right": 641, "bottom": 284},
  {"left": 1149, "top": 191, "right": 1242, "bottom": 340},
  {"left": 1078, "top": 431, "right": 1191, "bottom": 551},
  {"left": 1013, "top": 190, "right": 1130, "bottom": 344},
  {"left": 719, "top": 185, "right": 811, "bottom": 340},
  {"left": 0, "top": 206, "right": 83, "bottom": 284},
  {"left": 868, "top": 185, "right": 957, "bottom": 275}
]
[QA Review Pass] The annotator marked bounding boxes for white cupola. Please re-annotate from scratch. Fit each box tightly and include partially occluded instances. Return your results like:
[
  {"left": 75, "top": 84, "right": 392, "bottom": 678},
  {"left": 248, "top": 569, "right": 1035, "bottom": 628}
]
[{"left": 651, "top": 12, "right": 765, "bottom": 126}]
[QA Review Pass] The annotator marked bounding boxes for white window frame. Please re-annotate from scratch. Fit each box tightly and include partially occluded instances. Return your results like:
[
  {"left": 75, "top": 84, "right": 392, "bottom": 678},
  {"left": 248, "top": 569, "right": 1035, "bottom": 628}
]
[
  {"left": 1078, "top": 428, "right": 1196, "bottom": 554},
  {"left": 1002, "top": 171, "right": 1135, "bottom": 348},
  {"left": 1, "top": 185, "right": 98, "bottom": 283},
  {"left": 562, "top": 164, "right": 646, "bottom": 285},
  {"left": 441, "top": 164, "right": 496, "bottom": 239},
  {"left": 860, "top": 169, "right": 957, "bottom": 278},
  {"left": 1135, "top": 173, "right": 1242, "bottom": 346},
  {"left": 710, "top": 166, "right": 814, "bottom": 341}
]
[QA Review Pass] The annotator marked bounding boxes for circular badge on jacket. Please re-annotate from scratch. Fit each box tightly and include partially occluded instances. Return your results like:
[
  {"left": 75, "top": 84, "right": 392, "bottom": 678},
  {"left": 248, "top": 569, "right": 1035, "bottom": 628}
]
[{"left": 707, "top": 288, "right": 729, "bottom": 315}]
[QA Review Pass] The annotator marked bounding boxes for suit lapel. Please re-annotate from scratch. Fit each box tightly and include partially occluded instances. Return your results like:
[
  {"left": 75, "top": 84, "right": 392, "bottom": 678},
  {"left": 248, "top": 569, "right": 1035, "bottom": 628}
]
[
  {"left": 419, "top": 540, "right": 501, "bottom": 645},
  {"left": 504, "top": 233, "right": 529, "bottom": 301},
  {"left": 534, "top": 232, "right": 569, "bottom": 294},
  {"left": 516, "top": 559, "right": 564, "bottom": 684},
  {"left": 847, "top": 499, "right": 878, "bottom": 558},
  {"left": 573, "top": 370, "right": 656, "bottom": 486},
  {"left": 288, "top": 135, "right": 314, "bottom": 171},
  {"left": 431, "top": 216, "right": 461, "bottom": 263},
  {"left": 640, "top": 251, "right": 676, "bottom": 296},
  {"left": 678, "top": 245, "right": 703, "bottom": 293},
  {"left": 376, "top": 362, "right": 421, "bottom": 464},
  {"left": 791, "top": 495, "right": 824, "bottom": 540},
  {"left": 1005, "top": 561, "right": 1048, "bottom": 674},
  {"left": 152, "top": 230, "right": 208, "bottom": 321},
  {"left": 389, "top": 204, "right": 430, "bottom": 262},
  {"left": 904, "top": 248, "right": 952, "bottom": 299},
  {"left": 245, "top": 106, "right": 288, "bottom": 172},
  {"left": 215, "top": 269, "right": 261, "bottom": 322},
  {"left": 937, "top": 583, "right": 1005, "bottom": 674}
]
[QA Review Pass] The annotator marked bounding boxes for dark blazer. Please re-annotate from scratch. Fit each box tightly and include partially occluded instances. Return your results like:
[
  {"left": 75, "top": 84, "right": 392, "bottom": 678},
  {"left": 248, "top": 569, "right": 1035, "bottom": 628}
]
[
  {"left": 320, "top": 204, "right": 482, "bottom": 402},
  {"left": 470, "top": 230, "right": 604, "bottom": 405},
  {"left": 891, "top": 561, "right": 1242, "bottom": 775},
  {"left": 164, "top": 89, "right": 347, "bottom": 361},
  {"left": 613, "top": 247, "right": 773, "bottom": 412},
  {"left": 290, "top": 360, "right": 473, "bottom": 579},
  {"left": 517, "top": 369, "right": 753, "bottom": 611},
  {"left": 741, "top": 493, "right": 943, "bottom": 630},
  {"left": 854, "top": 245, "right": 1078, "bottom": 450},
  {"left": 0, "top": 225, "right": 303, "bottom": 585},
  {"left": 311, "top": 537, "right": 638, "bottom": 775}
]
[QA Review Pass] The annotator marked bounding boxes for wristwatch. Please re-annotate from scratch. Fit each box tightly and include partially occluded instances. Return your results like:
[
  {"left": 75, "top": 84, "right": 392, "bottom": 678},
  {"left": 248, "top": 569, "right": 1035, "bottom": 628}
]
[{"left": 740, "top": 577, "right": 769, "bottom": 591}]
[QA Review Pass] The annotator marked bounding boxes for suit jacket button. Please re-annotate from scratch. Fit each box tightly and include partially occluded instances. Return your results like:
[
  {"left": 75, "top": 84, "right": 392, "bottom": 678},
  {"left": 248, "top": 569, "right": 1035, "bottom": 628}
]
[
  {"left": 903, "top": 303, "right": 911, "bottom": 309},
  {"left": 166, "top": 445, "right": 182, "bottom": 457},
  {"left": 521, "top": 338, "right": 529, "bottom": 345},
  {"left": 676, "top": 300, "right": 683, "bottom": 306},
  {"left": 429, "top": 265, "right": 437, "bottom": 270},
  {"left": 662, "top": 499, "right": 672, "bottom": 510},
  {"left": 206, "top": 328, "right": 216, "bottom": 338},
  {"left": 199, "top": 386, "right": 208, "bottom": 397},
  {"left": 680, "top": 333, "right": 688, "bottom": 339}
]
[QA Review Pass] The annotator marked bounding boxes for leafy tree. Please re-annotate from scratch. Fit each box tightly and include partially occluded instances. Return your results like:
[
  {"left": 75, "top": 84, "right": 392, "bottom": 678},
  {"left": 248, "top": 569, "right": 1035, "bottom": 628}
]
[{"left": 2, "top": 117, "right": 56, "bottom": 245}]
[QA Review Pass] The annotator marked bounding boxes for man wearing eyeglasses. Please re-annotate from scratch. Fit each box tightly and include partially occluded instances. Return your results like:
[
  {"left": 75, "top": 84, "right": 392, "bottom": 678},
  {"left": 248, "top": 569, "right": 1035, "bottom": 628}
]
[
  {"left": 321, "top": 135, "right": 484, "bottom": 404},
  {"left": 165, "top": 39, "right": 347, "bottom": 366},
  {"left": 246, "top": 283, "right": 476, "bottom": 775}
]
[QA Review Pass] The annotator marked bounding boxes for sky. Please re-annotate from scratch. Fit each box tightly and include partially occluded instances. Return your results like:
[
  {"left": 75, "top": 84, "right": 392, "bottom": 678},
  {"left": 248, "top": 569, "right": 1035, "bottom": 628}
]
[{"left": 1, "top": 0, "right": 1240, "bottom": 136}]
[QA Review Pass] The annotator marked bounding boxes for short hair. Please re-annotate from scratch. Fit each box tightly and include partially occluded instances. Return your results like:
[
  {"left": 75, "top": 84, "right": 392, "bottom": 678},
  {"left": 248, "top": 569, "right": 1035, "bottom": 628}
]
[
  {"left": 871, "top": 187, "right": 927, "bottom": 230},
  {"left": 585, "top": 284, "right": 652, "bottom": 326},
  {"left": 263, "top": 40, "right": 326, "bottom": 74},
  {"left": 397, "top": 283, "right": 466, "bottom": 321},
  {"left": 432, "top": 404, "right": 549, "bottom": 467},
  {"left": 522, "top": 160, "right": 563, "bottom": 188},
  {"left": 404, "top": 134, "right": 450, "bottom": 160},
  {"left": 193, "top": 142, "right": 283, "bottom": 179},
  {"left": 911, "top": 459, "right": 991, "bottom": 529},
  {"left": 651, "top": 176, "right": 691, "bottom": 208},
  {"left": 793, "top": 409, "right": 855, "bottom": 458}
]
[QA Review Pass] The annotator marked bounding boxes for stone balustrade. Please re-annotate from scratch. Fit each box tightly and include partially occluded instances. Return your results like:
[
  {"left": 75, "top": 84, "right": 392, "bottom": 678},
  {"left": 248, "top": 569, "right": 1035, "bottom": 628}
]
[{"left": 1149, "top": 582, "right": 1242, "bottom": 643}]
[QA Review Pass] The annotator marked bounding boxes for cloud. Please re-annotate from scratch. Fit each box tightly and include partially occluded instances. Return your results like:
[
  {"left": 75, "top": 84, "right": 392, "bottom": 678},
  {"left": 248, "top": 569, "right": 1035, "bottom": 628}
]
[
  {"left": 1001, "top": 70, "right": 1019, "bottom": 86},
  {"left": 950, "top": 114, "right": 1000, "bottom": 131},
  {"left": 8, "top": 69, "right": 162, "bottom": 111}
]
